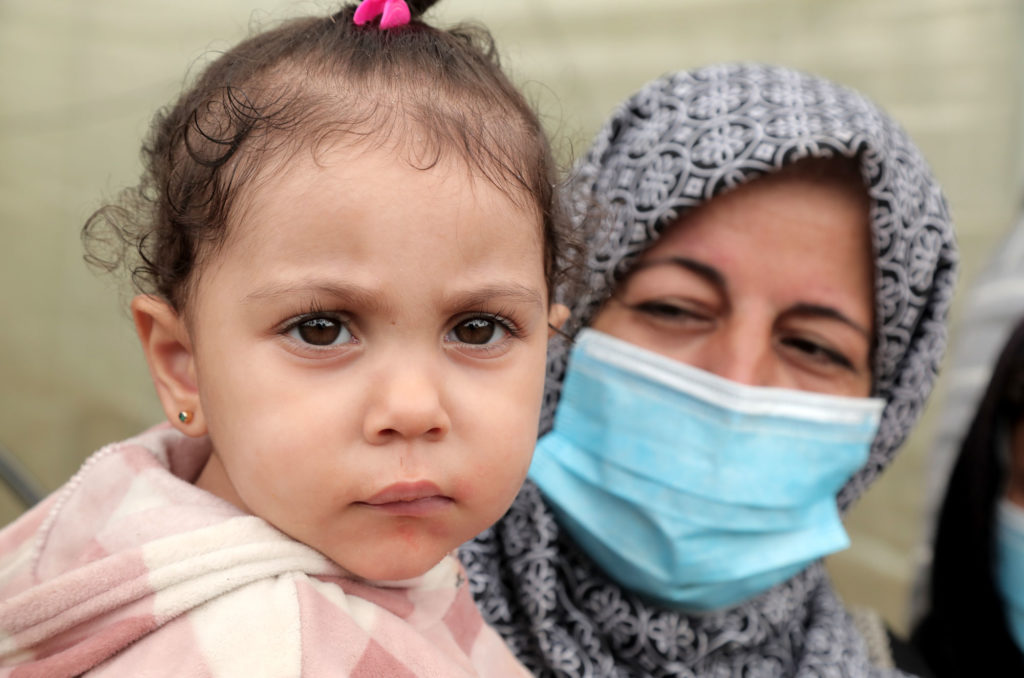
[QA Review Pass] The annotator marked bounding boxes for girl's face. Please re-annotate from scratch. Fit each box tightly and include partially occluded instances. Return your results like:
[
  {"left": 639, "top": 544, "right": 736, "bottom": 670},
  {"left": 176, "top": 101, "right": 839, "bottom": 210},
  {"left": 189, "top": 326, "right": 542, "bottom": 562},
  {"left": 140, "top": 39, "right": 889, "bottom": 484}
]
[
  {"left": 591, "top": 170, "right": 875, "bottom": 397},
  {"left": 140, "top": 141, "right": 562, "bottom": 581}
]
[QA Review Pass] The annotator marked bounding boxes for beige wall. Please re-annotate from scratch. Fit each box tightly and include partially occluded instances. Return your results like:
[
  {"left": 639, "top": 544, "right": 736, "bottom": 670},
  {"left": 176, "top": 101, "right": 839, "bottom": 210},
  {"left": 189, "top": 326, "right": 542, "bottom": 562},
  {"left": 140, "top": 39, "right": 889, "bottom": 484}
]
[{"left": 2, "top": 0, "right": 1021, "bottom": 634}]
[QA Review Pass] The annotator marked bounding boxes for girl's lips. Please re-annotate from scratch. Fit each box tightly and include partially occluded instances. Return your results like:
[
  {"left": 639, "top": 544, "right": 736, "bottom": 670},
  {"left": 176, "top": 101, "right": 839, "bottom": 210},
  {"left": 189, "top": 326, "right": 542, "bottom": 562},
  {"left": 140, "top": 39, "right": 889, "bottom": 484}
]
[
  {"left": 357, "top": 481, "right": 453, "bottom": 516},
  {"left": 362, "top": 496, "right": 454, "bottom": 516}
]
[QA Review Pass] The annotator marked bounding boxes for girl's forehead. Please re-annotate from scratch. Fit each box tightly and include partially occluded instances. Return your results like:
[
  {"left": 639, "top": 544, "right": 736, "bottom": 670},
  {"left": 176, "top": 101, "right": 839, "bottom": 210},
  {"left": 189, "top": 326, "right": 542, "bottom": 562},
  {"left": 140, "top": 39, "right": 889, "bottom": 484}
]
[
  {"left": 194, "top": 140, "right": 547, "bottom": 303},
  {"left": 229, "top": 129, "right": 541, "bottom": 229}
]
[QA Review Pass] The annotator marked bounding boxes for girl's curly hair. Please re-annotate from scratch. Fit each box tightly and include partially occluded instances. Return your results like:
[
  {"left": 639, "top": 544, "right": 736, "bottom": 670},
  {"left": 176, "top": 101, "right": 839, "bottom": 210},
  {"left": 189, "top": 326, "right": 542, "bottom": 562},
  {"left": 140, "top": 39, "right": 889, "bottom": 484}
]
[{"left": 83, "top": 0, "right": 578, "bottom": 312}]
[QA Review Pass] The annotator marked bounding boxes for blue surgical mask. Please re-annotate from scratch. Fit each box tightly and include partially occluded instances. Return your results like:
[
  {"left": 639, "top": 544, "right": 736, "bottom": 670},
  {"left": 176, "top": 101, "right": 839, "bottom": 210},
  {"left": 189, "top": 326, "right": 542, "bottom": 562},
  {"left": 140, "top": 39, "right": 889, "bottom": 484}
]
[
  {"left": 529, "top": 329, "right": 884, "bottom": 612},
  {"left": 995, "top": 498, "right": 1024, "bottom": 653}
]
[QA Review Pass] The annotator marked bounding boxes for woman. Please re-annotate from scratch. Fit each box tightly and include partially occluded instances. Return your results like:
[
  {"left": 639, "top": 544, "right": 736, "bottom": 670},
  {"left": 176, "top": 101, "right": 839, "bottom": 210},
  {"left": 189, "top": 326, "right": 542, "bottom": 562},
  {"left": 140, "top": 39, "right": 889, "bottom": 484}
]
[
  {"left": 461, "top": 63, "right": 957, "bottom": 676},
  {"left": 912, "top": 316, "right": 1024, "bottom": 676}
]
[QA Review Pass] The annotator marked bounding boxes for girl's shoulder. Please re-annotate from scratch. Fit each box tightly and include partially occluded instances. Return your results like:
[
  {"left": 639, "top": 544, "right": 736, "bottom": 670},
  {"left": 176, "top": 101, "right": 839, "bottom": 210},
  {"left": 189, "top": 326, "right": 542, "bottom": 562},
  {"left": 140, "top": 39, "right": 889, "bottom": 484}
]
[
  {"left": 0, "top": 428, "right": 526, "bottom": 677},
  {"left": 46, "top": 553, "right": 521, "bottom": 677}
]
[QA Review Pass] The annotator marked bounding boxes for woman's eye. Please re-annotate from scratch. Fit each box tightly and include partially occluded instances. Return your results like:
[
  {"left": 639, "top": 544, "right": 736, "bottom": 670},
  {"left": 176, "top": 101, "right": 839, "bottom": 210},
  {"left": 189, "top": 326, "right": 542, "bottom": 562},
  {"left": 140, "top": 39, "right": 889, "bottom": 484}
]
[
  {"left": 446, "top": 316, "right": 510, "bottom": 346},
  {"left": 631, "top": 300, "right": 709, "bottom": 322},
  {"left": 781, "top": 336, "right": 854, "bottom": 370},
  {"left": 287, "top": 316, "right": 353, "bottom": 347}
]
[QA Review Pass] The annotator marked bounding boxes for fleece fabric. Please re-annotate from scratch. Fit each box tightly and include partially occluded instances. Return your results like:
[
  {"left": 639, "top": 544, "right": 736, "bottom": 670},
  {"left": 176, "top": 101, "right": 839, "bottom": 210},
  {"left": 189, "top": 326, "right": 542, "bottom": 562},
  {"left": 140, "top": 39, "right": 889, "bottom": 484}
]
[{"left": 0, "top": 425, "right": 529, "bottom": 678}]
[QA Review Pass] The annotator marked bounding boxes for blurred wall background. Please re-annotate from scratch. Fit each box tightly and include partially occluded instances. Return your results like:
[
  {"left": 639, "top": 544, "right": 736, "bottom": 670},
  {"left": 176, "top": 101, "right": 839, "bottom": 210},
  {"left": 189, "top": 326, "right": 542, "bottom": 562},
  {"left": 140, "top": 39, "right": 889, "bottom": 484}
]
[{"left": 2, "top": 0, "right": 1021, "bottom": 635}]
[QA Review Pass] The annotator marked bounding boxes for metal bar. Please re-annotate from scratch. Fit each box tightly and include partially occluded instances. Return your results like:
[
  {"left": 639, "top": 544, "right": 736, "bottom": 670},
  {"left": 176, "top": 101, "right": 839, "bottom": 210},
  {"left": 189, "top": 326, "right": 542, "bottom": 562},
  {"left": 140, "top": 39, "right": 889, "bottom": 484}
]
[{"left": 0, "top": 441, "right": 45, "bottom": 508}]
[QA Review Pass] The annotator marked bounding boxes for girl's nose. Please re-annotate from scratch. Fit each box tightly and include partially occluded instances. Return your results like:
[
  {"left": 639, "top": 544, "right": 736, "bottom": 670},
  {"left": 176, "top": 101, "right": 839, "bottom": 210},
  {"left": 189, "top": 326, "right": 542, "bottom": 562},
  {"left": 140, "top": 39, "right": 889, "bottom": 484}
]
[{"left": 363, "top": 360, "right": 451, "bottom": 444}]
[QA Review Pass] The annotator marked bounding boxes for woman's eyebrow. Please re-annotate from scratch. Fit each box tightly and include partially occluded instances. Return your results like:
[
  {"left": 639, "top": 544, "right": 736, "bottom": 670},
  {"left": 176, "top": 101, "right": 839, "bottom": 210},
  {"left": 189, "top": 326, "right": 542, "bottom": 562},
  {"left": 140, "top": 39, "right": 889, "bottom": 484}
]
[
  {"left": 787, "top": 303, "right": 872, "bottom": 337},
  {"left": 632, "top": 256, "right": 727, "bottom": 293}
]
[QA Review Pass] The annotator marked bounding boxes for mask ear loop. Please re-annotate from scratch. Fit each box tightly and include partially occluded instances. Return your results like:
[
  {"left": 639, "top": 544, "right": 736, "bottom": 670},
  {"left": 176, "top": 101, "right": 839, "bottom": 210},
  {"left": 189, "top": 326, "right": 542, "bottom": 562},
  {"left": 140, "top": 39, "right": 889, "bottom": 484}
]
[{"left": 548, "top": 323, "right": 573, "bottom": 342}]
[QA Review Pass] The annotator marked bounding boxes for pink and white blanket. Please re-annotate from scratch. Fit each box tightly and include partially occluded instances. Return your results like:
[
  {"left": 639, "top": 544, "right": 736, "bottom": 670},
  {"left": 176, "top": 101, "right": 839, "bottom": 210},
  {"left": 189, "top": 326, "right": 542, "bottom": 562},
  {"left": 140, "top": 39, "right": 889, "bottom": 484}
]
[{"left": 0, "top": 425, "right": 531, "bottom": 677}]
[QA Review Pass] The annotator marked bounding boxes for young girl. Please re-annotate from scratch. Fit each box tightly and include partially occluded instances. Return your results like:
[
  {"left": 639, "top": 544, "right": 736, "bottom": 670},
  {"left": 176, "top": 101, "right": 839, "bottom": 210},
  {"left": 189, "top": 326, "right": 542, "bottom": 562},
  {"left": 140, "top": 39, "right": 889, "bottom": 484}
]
[{"left": 0, "top": 1, "right": 571, "bottom": 675}]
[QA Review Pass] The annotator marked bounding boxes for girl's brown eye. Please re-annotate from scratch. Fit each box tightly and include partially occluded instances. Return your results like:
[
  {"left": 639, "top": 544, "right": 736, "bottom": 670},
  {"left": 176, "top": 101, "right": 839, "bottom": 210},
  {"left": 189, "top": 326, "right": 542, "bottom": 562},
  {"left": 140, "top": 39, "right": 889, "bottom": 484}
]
[
  {"left": 288, "top": 316, "right": 352, "bottom": 346},
  {"left": 450, "top": 317, "right": 505, "bottom": 345}
]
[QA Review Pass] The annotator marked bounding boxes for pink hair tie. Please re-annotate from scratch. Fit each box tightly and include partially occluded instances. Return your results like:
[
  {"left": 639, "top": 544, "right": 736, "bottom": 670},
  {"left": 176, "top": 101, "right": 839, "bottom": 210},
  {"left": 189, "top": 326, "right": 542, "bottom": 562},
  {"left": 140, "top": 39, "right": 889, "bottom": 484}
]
[{"left": 353, "top": 0, "right": 411, "bottom": 29}]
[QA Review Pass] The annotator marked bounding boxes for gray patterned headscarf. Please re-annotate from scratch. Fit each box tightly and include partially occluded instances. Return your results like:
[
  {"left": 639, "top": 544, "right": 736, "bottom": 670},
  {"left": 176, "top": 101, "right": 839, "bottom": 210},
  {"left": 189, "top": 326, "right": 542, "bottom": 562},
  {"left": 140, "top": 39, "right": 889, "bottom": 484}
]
[{"left": 461, "top": 63, "right": 957, "bottom": 677}]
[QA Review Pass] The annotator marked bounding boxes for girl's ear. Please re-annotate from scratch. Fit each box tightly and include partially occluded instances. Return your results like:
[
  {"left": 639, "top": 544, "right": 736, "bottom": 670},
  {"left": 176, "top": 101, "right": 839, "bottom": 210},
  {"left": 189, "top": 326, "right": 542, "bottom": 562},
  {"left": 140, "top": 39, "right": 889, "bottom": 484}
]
[{"left": 131, "top": 295, "right": 207, "bottom": 437}]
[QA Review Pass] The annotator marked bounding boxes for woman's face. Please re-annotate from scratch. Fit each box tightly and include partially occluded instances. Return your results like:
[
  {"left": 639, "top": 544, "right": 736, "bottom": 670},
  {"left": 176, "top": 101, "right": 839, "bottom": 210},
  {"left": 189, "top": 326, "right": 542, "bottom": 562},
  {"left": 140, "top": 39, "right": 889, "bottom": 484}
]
[{"left": 591, "top": 169, "right": 875, "bottom": 397}]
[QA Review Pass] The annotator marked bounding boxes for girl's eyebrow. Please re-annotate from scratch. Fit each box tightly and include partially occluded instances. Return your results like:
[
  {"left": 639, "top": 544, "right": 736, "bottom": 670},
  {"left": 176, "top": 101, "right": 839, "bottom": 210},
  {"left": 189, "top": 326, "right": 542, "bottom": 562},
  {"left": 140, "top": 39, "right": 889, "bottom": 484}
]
[
  {"left": 242, "top": 281, "right": 543, "bottom": 311},
  {"left": 443, "top": 283, "right": 544, "bottom": 310},
  {"left": 243, "top": 281, "right": 393, "bottom": 313}
]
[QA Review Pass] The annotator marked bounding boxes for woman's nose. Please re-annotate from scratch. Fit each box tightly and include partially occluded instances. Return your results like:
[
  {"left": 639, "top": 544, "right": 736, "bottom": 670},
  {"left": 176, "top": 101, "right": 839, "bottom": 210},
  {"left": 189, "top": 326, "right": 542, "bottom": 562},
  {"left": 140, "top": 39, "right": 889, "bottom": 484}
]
[
  {"left": 689, "top": 322, "right": 777, "bottom": 387},
  {"left": 363, "top": 359, "right": 450, "bottom": 444}
]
